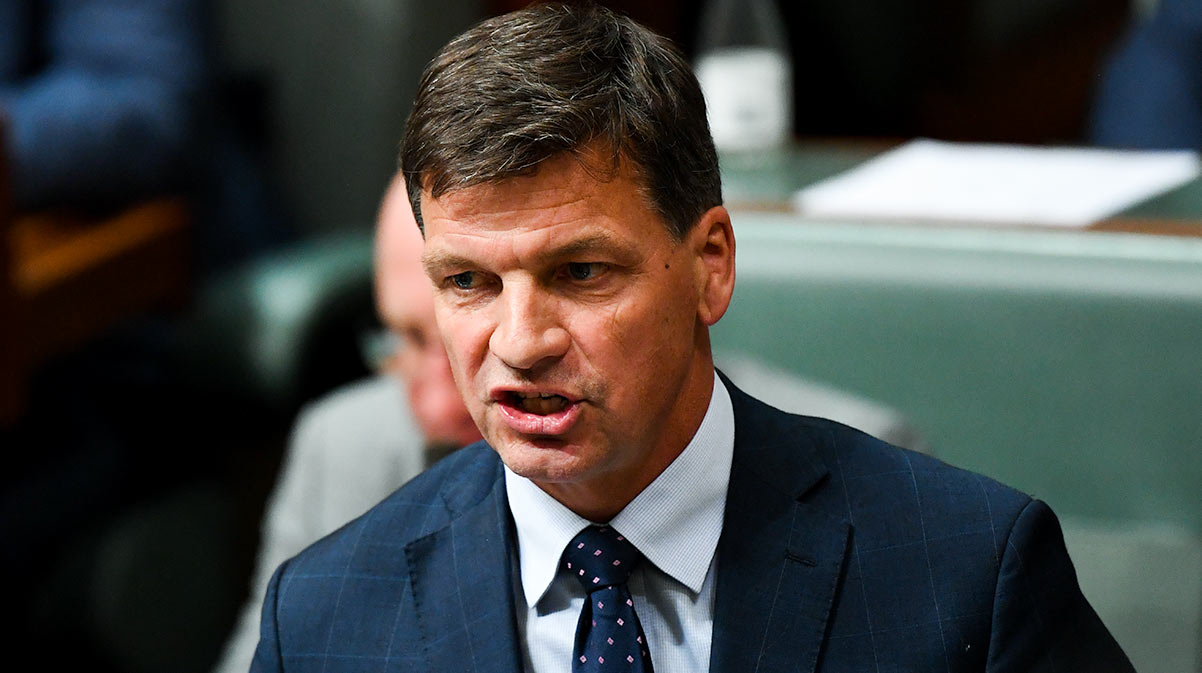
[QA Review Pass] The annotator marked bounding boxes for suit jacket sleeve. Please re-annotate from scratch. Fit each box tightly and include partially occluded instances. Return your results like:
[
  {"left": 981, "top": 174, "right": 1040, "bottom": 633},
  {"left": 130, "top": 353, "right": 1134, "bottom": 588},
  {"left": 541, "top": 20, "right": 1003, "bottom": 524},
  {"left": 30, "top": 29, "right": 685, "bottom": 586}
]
[{"left": 987, "top": 499, "right": 1134, "bottom": 672}]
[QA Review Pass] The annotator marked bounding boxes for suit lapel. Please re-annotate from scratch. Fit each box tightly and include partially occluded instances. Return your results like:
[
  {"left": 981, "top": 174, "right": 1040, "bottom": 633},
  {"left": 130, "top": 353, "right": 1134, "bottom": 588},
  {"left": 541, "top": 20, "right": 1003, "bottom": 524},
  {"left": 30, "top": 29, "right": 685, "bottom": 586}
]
[
  {"left": 405, "top": 455, "right": 524, "bottom": 673},
  {"left": 710, "top": 379, "right": 852, "bottom": 673}
]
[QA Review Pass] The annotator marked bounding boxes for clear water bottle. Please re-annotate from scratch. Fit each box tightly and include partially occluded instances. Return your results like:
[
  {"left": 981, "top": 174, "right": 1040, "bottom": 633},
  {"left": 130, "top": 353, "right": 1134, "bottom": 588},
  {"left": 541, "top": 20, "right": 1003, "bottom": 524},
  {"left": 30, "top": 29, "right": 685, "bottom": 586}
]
[{"left": 694, "top": 0, "right": 793, "bottom": 153}]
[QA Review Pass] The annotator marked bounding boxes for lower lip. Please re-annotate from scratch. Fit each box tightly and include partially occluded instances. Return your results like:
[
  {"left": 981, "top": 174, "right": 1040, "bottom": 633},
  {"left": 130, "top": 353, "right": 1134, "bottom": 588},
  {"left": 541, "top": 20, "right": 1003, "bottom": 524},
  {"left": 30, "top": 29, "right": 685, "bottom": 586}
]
[{"left": 496, "top": 399, "right": 583, "bottom": 436}]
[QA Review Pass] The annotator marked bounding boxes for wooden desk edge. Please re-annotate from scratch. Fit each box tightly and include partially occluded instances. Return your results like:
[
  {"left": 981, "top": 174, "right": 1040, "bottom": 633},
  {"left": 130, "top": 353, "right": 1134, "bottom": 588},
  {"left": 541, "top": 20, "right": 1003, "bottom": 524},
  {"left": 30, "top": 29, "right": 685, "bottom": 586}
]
[{"left": 3, "top": 197, "right": 191, "bottom": 424}]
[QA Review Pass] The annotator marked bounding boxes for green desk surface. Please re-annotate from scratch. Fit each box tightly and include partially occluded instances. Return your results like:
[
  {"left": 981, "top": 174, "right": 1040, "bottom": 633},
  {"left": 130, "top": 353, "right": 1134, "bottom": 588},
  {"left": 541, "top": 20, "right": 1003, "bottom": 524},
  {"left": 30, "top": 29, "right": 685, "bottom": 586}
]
[
  {"left": 720, "top": 142, "right": 1202, "bottom": 226},
  {"left": 712, "top": 213, "right": 1202, "bottom": 532}
]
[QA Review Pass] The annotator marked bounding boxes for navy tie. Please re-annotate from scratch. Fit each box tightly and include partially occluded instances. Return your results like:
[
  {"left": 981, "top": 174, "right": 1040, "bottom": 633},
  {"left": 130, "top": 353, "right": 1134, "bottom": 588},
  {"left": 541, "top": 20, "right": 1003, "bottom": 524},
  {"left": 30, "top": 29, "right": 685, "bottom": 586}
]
[{"left": 562, "top": 525, "right": 654, "bottom": 672}]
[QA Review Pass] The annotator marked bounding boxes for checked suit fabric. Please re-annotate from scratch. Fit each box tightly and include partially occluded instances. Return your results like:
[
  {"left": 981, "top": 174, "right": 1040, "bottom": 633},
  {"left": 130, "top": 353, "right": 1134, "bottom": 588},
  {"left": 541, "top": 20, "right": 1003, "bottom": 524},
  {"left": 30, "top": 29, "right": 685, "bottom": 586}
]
[{"left": 563, "top": 525, "right": 654, "bottom": 672}]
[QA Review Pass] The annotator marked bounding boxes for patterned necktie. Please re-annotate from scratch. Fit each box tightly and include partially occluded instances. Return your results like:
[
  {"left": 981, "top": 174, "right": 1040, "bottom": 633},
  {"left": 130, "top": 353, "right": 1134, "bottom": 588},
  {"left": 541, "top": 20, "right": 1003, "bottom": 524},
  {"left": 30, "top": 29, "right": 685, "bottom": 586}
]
[{"left": 562, "top": 525, "right": 654, "bottom": 672}]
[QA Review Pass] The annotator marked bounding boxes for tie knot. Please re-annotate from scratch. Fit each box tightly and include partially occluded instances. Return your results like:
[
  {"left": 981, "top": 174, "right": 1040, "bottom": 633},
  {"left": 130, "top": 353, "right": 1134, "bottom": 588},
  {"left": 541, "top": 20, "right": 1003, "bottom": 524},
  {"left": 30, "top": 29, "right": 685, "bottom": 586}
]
[{"left": 562, "top": 525, "right": 642, "bottom": 592}]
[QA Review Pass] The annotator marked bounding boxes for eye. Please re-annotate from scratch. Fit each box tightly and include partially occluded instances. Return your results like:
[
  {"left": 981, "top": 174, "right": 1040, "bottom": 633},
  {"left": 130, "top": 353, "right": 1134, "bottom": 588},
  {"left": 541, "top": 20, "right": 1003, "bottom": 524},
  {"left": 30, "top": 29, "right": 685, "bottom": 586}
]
[
  {"left": 566, "top": 262, "right": 605, "bottom": 281},
  {"left": 449, "top": 271, "right": 477, "bottom": 289}
]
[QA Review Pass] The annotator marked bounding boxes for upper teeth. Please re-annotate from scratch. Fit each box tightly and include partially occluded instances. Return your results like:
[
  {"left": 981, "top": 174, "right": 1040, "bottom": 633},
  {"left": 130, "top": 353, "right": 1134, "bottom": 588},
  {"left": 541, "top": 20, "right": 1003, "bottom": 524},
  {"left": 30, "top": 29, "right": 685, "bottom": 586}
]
[{"left": 515, "top": 392, "right": 560, "bottom": 399}]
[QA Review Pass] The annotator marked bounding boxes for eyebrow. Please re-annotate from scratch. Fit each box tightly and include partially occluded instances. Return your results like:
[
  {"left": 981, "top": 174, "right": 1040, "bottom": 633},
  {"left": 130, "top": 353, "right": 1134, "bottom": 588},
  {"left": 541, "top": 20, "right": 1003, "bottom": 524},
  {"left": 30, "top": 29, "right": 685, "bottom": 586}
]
[
  {"left": 421, "top": 250, "right": 476, "bottom": 278},
  {"left": 544, "top": 233, "right": 630, "bottom": 261},
  {"left": 422, "top": 232, "right": 633, "bottom": 277}
]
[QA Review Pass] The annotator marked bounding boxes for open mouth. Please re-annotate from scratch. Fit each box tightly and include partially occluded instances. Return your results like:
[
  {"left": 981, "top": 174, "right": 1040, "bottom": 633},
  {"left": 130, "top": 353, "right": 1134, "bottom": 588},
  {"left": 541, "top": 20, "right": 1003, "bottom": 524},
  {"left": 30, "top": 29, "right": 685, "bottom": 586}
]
[
  {"left": 510, "top": 391, "right": 571, "bottom": 415},
  {"left": 492, "top": 387, "right": 583, "bottom": 436}
]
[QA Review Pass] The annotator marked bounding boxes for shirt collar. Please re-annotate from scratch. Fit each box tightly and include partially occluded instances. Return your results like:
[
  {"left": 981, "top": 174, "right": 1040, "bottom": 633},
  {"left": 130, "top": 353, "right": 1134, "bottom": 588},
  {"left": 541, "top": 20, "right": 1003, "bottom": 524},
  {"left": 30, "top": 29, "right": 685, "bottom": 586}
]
[{"left": 505, "top": 370, "right": 735, "bottom": 607}]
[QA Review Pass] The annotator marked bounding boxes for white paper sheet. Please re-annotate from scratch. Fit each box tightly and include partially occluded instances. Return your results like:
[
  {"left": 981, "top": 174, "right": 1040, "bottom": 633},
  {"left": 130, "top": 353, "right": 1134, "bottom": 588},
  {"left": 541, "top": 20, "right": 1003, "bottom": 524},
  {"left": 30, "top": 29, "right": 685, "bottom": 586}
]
[{"left": 792, "top": 139, "right": 1202, "bottom": 227}]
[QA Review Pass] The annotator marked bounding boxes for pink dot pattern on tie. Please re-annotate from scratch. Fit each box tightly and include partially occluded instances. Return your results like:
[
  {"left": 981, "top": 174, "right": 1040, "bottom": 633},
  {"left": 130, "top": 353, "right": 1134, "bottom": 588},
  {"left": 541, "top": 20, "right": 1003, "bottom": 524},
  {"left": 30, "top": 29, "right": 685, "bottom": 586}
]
[{"left": 562, "top": 525, "right": 654, "bottom": 672}]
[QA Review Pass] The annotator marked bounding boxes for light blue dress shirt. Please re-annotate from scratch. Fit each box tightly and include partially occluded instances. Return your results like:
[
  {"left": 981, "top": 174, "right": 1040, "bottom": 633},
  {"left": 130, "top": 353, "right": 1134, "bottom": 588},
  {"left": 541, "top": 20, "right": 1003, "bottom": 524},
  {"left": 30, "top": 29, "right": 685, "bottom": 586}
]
[{"left": 505, "top": 371, "right": 735, "bottom": 673}]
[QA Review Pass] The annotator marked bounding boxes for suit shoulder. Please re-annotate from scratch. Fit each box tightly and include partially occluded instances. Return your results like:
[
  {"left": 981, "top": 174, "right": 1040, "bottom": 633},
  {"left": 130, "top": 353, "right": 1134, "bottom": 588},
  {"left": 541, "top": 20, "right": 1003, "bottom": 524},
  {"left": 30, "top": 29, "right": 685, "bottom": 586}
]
[
  {"left": 728, "top": 381, "right": 1032, "bottom": 520},
  {"left": 800, "top": 414, "right": 1034, "bottom": 528}
]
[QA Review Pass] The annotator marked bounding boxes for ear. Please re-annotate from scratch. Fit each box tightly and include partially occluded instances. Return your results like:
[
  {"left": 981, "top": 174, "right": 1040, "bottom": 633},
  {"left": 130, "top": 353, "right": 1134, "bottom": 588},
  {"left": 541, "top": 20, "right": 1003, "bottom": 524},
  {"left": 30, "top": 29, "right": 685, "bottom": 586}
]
[{"left": 691, "top": 205, "right": 736, "bottom": 326}]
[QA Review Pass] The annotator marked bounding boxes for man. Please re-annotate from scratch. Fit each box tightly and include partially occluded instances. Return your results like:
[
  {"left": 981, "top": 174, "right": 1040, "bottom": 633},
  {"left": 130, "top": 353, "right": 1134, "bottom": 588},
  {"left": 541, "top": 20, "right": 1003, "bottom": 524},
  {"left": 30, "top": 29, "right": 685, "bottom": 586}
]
[
  {"left": 1090, "top": 0, "right": 1202, "bottom": 151},
  {"left": 224, "top": 171, "right": 921, "bottom": 673},
  {"left": 252, "top": 5, "right": 1131, "bottom": 672}
]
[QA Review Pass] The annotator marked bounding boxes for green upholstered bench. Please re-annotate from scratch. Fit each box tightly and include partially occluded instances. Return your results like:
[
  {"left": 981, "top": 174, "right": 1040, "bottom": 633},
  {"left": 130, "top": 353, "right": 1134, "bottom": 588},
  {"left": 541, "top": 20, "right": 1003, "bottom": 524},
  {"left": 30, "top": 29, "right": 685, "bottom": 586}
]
[
  {"left": 712, "top": 212, "right": 1202, "bottom": 672},
  {"left": 1063, "top": 518, "right": 1202, "bottom": 673},
  {"left": 714, "top": 213, "right": 1202, "bottom": 529}
]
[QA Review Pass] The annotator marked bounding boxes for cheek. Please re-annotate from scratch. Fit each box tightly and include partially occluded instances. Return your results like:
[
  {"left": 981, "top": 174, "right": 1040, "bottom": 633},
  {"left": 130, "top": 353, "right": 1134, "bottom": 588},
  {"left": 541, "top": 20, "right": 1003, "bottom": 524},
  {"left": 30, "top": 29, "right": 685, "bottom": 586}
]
[
  {"left": 582, "top": 285, "right": 692, "bottom": 364},
  {"left": 437, "top": 310, "right": 491, "bottom": 365},
  {"left": 628, "top": 266, "right": 696, "bottom": 330}
]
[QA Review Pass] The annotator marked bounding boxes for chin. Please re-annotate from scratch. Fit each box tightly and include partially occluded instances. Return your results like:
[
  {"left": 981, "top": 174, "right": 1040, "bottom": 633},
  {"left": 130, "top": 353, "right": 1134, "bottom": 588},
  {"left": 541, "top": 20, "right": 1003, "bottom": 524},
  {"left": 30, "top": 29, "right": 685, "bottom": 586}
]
[{"left": 493, "top": 438, "right": 593, "bottom": 483}]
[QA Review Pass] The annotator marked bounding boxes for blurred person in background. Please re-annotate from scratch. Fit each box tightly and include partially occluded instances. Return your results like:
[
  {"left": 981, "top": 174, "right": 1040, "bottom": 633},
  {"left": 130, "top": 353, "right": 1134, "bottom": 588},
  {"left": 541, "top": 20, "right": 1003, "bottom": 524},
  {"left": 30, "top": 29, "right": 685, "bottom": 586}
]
[
  {"left": 1, "top": 0, "right": 292, "bottom": 658},
  {"left": 1090, "top": 0, "right": 1202, "bottom": 150},
  {"left": 0, "top": 0, "right": 292, "bottom": 270},
  {"left": 211, "top": 173, "right": 482, "bottom": 673},
  {"left": 1, "top": 0, "right": 208, "bottom": 602},
  {"left": 0, "top": 0, "right": 202, "bottom": 210}
]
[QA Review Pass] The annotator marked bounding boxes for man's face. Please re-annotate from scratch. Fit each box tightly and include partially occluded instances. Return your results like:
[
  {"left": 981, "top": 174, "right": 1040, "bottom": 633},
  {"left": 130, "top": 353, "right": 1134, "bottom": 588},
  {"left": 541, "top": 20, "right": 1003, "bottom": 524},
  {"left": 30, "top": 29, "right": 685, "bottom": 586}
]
[
  {"left": 420, "top": 152, "right": 734, "bottom": 517},
  {"left": 375, "top": 177, "right": 481, "bottom": 452}
]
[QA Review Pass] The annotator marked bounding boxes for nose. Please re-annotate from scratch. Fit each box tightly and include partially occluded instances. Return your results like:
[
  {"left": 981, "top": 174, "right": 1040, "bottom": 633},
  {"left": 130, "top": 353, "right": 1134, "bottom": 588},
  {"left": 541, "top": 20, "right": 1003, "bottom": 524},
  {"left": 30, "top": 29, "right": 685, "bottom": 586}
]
[{"left": 488, "top": 282, "right": 570, "bottom": 371}]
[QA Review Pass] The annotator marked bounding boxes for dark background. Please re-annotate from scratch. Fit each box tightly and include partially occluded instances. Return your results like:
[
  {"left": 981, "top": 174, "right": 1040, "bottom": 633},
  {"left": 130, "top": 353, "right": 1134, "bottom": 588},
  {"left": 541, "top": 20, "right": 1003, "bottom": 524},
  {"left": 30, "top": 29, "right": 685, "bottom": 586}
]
[{"left": 4, "top": 1, "right": 1151, "bottom": 672}]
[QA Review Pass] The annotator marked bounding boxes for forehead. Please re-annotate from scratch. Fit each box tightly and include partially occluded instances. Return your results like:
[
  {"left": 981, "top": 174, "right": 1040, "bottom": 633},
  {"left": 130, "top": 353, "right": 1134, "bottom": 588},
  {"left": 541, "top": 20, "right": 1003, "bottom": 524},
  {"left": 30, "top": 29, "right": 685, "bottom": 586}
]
[{"left": 420, "top": 155, "right": 668, "bottom": 265}]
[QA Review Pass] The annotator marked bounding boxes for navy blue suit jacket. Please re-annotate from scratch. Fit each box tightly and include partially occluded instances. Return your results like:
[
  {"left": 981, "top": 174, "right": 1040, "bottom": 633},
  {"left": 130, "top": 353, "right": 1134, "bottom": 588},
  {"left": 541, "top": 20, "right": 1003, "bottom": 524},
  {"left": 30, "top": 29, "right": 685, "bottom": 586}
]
[{"left": 251, "top": 380, "right": 1132, "bottom": 672}]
